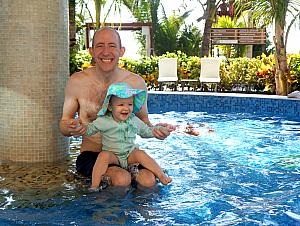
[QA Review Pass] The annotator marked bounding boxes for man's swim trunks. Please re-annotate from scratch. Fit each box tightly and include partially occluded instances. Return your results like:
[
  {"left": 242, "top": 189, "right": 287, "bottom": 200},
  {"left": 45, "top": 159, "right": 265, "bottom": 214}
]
[
  {"left": 76, "top": 151, "right": 100, "bottom": 177},
  {"left": 76, "top": 151, "right": 145, "bottom": 179}
]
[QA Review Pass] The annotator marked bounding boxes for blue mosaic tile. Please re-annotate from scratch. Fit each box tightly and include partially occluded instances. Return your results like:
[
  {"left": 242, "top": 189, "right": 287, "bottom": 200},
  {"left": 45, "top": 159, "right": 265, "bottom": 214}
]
[{"left": 148, "top": 92, "right": 300, "bottom": 120}]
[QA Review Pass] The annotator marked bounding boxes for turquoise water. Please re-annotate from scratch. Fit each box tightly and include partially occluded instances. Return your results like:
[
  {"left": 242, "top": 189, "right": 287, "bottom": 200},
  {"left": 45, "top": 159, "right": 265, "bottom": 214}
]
[{"left": 0, "top": 112, "right": 300, "bottom": 225}]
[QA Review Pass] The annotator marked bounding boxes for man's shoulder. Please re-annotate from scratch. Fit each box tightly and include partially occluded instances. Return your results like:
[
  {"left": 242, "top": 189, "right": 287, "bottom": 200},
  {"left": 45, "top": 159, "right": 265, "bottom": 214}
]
[
  {"left": 126, "top": 70, "right": 143, "bottom": 80},
  {"left": 120, "top": 69, "right": 146, "bottom": 90},
  {"left": 70, "top": 67, "right": 96, "bottom": 79},
  {"left": 68, "top": 67, "right": 96, "bottom": 84}
]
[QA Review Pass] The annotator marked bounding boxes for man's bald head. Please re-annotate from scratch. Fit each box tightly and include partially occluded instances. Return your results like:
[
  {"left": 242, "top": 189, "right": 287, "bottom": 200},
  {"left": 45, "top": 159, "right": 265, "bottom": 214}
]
[{"left": 91, "top": 27, "right": 122, "bottom": 48}]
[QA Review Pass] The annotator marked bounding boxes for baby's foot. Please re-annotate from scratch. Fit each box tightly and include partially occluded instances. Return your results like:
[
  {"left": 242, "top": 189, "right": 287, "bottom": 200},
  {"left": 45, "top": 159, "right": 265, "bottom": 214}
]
[
  {"left": 128, "top": 163, "right": 140, "bottom": 180},
  {"left": 158, "top": 173, "right": 172, "bottom": 185},
  {"left": 99, "top": 175, "right": 111, "bottom": 190},
  {"left": 88, "top": 187, "right": 100, "bottom": 192}
]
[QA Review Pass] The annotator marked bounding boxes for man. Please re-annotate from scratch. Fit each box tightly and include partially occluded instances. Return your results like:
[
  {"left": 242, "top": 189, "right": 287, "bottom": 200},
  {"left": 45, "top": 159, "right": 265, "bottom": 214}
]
[{"left": 60, "top": 27, "right": 171, "bottom": 188}]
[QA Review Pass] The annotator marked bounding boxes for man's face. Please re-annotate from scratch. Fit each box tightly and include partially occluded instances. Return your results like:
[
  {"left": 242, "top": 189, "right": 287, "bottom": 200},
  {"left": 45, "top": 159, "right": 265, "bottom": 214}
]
[{"left": 89, "top": 29, "right": 125, "bottom": 72}]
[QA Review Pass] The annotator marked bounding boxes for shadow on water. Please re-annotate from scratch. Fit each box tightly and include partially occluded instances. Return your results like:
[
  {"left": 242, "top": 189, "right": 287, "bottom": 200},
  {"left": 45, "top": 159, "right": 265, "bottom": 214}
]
[
  {"left": 0, "top": 159, "right": 166, "bottom": 225},
  {"left": 0, "top": 139, "right": 88, "bottom": 211},
  {"left": 0, "top": 144, "right": 167, "bottom": 225}
]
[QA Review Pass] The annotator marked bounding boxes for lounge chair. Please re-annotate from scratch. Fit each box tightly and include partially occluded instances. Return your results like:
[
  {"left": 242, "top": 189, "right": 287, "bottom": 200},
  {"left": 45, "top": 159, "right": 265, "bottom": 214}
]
[
  {"left": 199, "top": 58, "right": 221, "bottom": 91},
  {"left": 288, "top": 91, "right": 300, "bottom": 98},
  {"left": 180, "top": 78, "right": 199, "bottom": 91},
  {"left": 158, "top": 58, "right": 178, "bottom": 91}
]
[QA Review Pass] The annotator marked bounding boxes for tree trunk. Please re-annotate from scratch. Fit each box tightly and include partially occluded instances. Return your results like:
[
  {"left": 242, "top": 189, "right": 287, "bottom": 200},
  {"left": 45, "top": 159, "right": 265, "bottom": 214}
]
[
  {"left": 273, "top": 23, "right": 288, "bottom": 96},
  {"left": 201, "top": 0, "right": 217, "bottom": 57},
  {"left": 201, "top": 19, "right": 213, "bottom": 57},
  {"left": 150, "top": 0, "right": 160, "bottom": 56},
  {"left": 69, "top": 0, "right": 76, "bottom": 53},
  {"left": 94, "top": 0, "right": 102, "bottom": 29}
]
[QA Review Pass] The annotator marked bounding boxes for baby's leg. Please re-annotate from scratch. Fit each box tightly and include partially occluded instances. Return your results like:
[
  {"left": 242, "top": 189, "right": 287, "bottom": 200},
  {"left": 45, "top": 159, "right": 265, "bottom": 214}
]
[
  {"left": 91, "top": 151, "right": 119, "bottom": 189},
  {"left": 128, "top": 149, "right": 172, "bottom": 185}
]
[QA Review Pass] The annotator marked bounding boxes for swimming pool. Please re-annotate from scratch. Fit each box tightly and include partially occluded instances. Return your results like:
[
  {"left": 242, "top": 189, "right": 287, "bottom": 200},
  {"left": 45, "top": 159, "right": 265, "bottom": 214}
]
[
  {"left": 147, "top": 91, "right": 300, "bottom": 119},
  {"left": 0, "top": 92, "right": 299, "bottom": 225}
]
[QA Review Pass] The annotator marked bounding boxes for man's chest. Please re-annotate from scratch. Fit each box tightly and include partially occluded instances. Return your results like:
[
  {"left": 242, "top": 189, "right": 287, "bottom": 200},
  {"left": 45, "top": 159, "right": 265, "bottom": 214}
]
[{"left": 77, "top": 84, "right": 107, "bottom": 121}]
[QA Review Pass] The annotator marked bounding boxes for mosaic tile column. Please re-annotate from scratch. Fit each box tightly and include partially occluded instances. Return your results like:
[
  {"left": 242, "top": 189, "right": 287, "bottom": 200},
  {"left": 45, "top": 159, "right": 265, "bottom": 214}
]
[{"left": 0, "top": 0, "right": 69, "bottom": 162}]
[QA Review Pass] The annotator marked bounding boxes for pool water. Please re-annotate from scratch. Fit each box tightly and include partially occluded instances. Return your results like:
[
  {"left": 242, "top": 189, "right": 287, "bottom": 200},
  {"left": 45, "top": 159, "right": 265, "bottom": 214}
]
[{"left": 0, "top": 111, "right": 300, "bottom": 225}]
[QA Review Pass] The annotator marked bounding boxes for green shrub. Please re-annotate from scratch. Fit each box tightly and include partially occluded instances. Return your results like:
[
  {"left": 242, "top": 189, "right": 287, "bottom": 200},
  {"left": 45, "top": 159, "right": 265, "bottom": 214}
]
[
  {"left": 69, "top": 49, "right": 300, "bottom": 94},
  {"left": 120, "top": 51, "right": 202, "bottom": 88},
  {"left": 69, "top": 49, "right": 92, "bottom": 75},
  {"left": 289, "top": 54, "right": 300, "bottom": 90}
]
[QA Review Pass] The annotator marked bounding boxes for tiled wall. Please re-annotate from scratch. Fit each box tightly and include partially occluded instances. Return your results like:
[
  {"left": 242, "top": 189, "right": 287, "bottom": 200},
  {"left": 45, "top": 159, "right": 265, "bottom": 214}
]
[
  {"left": 0, "top": 0, "right": 69, "bottom": 162},
  {"left": 148, "top": 92, "right": 300, "bottom": 120}
]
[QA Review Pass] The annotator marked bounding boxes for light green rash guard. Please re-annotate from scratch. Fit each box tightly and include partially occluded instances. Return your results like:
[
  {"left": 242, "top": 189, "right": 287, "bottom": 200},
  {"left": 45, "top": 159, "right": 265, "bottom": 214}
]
[{"left": 85, "top": 113, "right": 155, "bottom": 168}]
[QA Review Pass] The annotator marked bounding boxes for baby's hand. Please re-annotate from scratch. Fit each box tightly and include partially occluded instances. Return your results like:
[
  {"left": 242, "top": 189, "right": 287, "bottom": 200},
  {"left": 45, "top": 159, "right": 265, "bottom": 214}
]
[{"left": 155, "top": 123, "right": 176, "bottom": 132}]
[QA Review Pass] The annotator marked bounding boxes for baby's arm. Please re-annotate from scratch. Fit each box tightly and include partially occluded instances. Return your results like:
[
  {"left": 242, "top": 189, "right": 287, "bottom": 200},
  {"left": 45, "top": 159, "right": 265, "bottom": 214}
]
[
  {"left": 82, "top": 117, "right": 105, "bottom": 136},
  {"left": 133, "top": 116, "right": 168, "bottom": 139},
  {"left": 84, "top": 123, "right": 99, "bottom": 136}
]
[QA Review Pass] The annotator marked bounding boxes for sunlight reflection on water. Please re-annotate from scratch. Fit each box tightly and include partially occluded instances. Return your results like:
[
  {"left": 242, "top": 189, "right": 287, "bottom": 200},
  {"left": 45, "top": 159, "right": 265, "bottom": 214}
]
[{"left": 0, "top": 112, "right": 299, "bottom": 225}]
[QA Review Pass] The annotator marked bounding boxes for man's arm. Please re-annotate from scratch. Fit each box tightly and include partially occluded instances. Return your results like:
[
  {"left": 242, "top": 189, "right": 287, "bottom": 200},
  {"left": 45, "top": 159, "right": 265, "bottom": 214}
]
[
  {"left": 59, "top": 77, "right": 86, "bottom": 137},
  {"left": 127, "top": 73, "right": 174, "bottom": 139},
  {"left": 127, "top": 74, "right": 151, "bottom": 125}
]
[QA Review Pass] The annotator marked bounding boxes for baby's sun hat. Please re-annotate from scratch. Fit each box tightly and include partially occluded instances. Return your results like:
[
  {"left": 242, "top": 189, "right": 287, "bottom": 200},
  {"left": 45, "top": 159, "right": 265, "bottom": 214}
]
[{"left": 97, "top": 82, "right": 146, "bottom": 116}]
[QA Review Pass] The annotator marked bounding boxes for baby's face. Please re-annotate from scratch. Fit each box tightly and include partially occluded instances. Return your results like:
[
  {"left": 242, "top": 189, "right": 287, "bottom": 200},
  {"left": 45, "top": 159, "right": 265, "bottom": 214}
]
[{"left": 109, "top": 96, "right": 134, "bottom": 122}]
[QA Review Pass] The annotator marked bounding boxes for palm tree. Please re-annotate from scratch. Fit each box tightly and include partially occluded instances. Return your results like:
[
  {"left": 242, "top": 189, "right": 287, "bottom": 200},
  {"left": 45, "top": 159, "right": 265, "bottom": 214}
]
[
  {"left": 92, "top": 0, "right": 125, "bottom": 28},
  {"left": 155, "top": 12, "right": 191, "bottom": 55},
  {"left": 122, "top": 0, "right": 194, "bottom": 55},
  {"left": 196, "top": 0, "right": 221, "bottom": 57},
  {"left": 122, "top": 0, "right": 162, "bottom": 54},
  {"left": 235, "top": 0, "right": 300, "bottom": 95},
  {"left": 122, "top": 0, "right": 157, "bottom": 22}
]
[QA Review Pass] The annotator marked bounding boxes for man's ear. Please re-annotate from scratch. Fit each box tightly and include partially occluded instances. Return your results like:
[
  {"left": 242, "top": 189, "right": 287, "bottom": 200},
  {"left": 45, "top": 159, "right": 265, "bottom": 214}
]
[
  {"left": 89, "top": 48, "right": 95, "bottom": 64},
  {"left": 88, "top": 47, "right": 94, "bottom": 57},
  {"left": 119, "top": 47, "right": 125, "bottom": 57}
]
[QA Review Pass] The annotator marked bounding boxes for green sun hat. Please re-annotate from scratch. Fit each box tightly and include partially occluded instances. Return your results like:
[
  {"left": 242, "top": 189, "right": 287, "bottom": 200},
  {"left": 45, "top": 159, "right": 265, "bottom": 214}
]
[{"left": 97, "top": 82, "right": 146, "bottom": 116}]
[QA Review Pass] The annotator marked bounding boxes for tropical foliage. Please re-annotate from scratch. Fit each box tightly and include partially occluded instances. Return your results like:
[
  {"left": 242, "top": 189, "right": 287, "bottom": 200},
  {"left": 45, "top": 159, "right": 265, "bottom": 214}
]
[
  {"left": 93, "top": 0, "right": 125, "bottom": 28},
  {"left": 213, "top": 15, "right": 247, "bottom": 58},
  {"left": 122, "top": 1, "right": 202, "bottom": 56},
  {"left": 70, "top": 50, "right": 300, "bottom": 94},
  {"left": 119, "top": 51, "right": 201, "bottom": 89},
  {"left": 70, "top": 0, "right": 300, "bottom": 96},
  {"left": 235, "top": 0, "right": 300, "bottom": 95},
  {"left": 70, "top": 50, "right": 92, "bottom": 74},
  {"left": 289, "top": 54, "right": 300, "bottom": 91},
  {"left": 154, "top": 13, "right": 203, "bottom": 56},
  {"left": 194, "top": 0, "right": 219, "bottom": 57}
]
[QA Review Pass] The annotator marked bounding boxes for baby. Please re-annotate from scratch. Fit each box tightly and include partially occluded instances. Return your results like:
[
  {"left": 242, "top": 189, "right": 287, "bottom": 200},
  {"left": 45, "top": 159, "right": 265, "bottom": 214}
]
[{"left": 82, "top": 83, "right": 172, "bottom": 190}]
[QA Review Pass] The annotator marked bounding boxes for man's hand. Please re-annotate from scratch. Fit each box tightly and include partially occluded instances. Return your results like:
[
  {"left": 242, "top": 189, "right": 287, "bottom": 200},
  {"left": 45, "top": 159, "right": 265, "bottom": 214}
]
[
  {"left": 152, "top": 123, "right": 176, "bottom": 140},
  {"left": 66, "top": 118, "right": 87, "bottom": 137}
]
